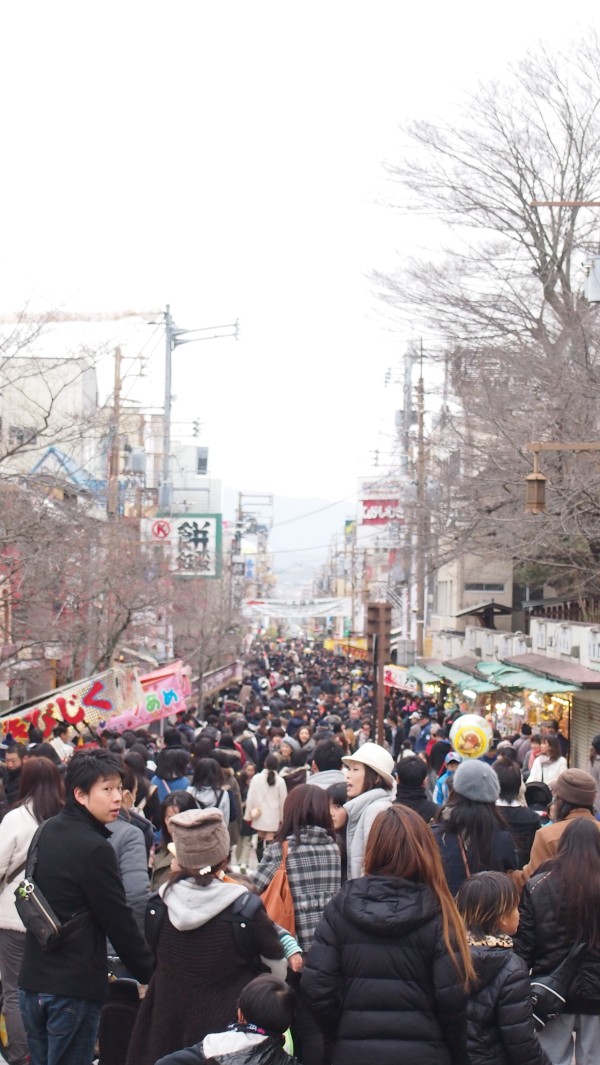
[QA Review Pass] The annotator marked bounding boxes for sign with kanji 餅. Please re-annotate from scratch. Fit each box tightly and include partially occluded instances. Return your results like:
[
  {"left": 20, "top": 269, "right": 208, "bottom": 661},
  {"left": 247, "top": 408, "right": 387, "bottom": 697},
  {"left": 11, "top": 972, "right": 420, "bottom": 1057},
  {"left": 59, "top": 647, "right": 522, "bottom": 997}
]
[{"left": 142, "top": 514, "right": 222, "bottom": 578}]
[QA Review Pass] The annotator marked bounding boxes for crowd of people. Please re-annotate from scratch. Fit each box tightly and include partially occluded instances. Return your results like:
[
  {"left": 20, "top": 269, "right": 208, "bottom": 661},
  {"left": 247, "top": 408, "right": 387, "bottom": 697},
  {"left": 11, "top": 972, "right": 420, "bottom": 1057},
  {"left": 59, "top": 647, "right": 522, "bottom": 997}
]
[{"left": 0, "top": 640, "right": 597, "bottom": 1065}]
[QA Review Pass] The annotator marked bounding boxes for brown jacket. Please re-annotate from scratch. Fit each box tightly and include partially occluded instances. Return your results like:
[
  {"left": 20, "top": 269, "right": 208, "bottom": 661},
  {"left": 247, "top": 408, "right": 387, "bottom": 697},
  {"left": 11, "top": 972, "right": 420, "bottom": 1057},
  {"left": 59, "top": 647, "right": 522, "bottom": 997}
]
[{"left": 513, "top": 808, "right": 600, "bottom": 890}]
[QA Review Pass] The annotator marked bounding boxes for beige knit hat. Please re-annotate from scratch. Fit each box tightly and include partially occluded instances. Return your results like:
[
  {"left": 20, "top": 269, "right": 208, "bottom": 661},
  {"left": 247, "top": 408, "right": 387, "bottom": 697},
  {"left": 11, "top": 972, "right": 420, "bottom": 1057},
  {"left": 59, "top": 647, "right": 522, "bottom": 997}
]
[{"left": 168, "top": 807, "right": 230, "bottom": 874}]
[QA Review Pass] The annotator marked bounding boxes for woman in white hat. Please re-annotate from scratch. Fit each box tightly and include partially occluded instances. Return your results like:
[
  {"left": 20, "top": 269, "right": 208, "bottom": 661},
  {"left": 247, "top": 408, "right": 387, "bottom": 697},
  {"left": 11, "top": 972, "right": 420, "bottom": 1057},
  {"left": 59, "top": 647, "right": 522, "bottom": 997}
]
[{"left": 342, "top": 743, "right": 395, "bottom": 879}]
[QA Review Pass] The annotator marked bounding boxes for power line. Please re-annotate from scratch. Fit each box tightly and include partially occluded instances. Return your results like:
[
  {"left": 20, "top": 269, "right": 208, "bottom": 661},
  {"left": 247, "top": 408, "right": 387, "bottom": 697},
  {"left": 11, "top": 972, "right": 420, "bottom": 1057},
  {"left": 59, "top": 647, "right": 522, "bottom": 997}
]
[{"left": 270, "top": 471, "right": 398, "bottom": 529}]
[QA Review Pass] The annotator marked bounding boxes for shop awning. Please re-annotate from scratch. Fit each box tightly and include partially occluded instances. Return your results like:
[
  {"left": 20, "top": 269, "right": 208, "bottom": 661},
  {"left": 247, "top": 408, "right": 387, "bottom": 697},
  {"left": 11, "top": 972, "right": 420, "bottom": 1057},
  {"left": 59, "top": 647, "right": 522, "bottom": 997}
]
[
  {"left": 490, "top": 668, "right": 580, "bottom": 693},
  {"left": 406, "top": 665, "right": 441, "bottom": 685},
  {"left": 428, "top": 662, "right": 500, "bottom": 694},
  {"left": 450, "top": 659, "right": 580, "bottom": 693}
]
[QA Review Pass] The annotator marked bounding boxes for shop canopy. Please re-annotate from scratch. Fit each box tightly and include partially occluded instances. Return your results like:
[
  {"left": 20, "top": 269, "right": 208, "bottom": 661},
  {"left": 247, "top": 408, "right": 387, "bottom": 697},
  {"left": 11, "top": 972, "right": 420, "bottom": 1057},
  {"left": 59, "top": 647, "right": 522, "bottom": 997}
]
[
  {"left": 428, "top": 662, "right": 500, "bottom": 694},
  {"left": 492, "top": 669, "right": 579, "bottom": 694},
  {"left": 457, "top": 660, "right": 580, "bottom": 693},
  {"left": 406, "top": 664, "right": 441, "bottom": 685}
]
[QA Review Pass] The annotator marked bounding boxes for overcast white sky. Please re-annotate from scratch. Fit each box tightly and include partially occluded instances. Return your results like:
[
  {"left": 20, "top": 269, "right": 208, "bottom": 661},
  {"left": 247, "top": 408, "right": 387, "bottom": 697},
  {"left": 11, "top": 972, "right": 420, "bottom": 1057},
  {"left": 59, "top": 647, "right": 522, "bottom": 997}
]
[{"left": 2, "top": 1, "right": 598, "bottom": 506}]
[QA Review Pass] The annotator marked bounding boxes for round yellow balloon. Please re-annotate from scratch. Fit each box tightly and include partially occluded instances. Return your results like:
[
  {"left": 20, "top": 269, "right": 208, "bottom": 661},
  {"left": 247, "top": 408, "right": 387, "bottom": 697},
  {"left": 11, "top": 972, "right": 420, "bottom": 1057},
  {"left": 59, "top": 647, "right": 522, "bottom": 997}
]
[{"left": 449, "top": 714, "right": 493, "bottom": 760}]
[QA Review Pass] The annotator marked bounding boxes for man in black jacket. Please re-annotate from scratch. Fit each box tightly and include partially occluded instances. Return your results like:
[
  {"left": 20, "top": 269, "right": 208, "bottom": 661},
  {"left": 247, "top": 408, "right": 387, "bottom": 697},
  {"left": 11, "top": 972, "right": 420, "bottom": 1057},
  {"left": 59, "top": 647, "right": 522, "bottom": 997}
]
[{"left": 19, "top": 749, "right": 155, "bottom": 1065}]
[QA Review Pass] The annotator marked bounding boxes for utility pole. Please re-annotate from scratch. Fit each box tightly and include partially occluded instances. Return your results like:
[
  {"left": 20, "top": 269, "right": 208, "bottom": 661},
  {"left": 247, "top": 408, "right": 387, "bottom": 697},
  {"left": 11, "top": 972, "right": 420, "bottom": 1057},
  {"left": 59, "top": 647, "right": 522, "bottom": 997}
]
[
  {"left": 350, "top": 522, "right": 357, "bottom": 635},
  {"left": 400, "top": 345, "right": 415, "bottom": 639},
  {"left": 367, "top": 602, "right": 391, "bottom": 746},
  {"left": 162, "top": 306, "right": 174, "bottom": 505},
  {"left": 160, "top": 305, "right": 238, "bottom": 513},
  {"left": 107, "top": 346, "right": 122, "bottom": 518},
  {"left": 415, "top": 346, "right": 426, "bottom": 658}
]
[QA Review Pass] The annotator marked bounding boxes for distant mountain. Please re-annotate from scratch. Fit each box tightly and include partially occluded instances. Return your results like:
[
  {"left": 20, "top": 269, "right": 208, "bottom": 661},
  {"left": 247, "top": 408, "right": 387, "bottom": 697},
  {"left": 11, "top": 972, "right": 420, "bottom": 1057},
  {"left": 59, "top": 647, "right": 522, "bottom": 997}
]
[{"left": 223, "top": 487, "right": 353, "bottom": 595}]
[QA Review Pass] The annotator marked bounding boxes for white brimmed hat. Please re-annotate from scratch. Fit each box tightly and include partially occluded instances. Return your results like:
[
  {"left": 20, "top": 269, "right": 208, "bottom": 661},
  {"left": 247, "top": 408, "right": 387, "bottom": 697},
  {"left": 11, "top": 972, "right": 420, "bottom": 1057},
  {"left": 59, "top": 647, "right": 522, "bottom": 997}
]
[{"left": 342, "top": 743, "right": 395, "bottom": 789}]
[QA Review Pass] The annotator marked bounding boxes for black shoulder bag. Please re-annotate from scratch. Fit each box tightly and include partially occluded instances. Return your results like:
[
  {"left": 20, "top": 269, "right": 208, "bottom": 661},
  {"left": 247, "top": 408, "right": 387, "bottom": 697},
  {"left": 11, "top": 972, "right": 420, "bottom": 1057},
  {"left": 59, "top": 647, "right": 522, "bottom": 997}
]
[
  {"left": 530, "top": 942, "right": 587, "bottom": 1030},
  {"left": 14, "top": 823, "right": 89, "bottom": 953}
]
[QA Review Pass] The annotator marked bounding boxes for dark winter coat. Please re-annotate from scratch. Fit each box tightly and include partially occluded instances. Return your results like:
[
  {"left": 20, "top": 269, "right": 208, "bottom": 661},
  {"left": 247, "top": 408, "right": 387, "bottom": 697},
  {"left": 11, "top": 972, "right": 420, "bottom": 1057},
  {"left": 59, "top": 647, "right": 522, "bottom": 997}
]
[
  {"left": 431, "top": 822, "right": 519, "bottom": 895},
  {"left": 394, "top": 787, "right": 440, "bottom": 824},
  {"left": 301, "top": 875, "right": 469, "bottom": 1065},
  {"left": 155, "top": 1028, "right": 299, "bottom": 1065},
  {"left": 496, "top": 804, "right": 540, "bottom": 867},
  {"left": 514, "top": 866, "right": 600, "bottom": 1015},
  {"left": 466, "top": 935, "right": 550, "bottom": 1065},
  {"left": 125, "top": 879, "right": 285, "bottom": 1065},
  {"left": 19, "top": 797, "right": 155, "bottom": 1001}
]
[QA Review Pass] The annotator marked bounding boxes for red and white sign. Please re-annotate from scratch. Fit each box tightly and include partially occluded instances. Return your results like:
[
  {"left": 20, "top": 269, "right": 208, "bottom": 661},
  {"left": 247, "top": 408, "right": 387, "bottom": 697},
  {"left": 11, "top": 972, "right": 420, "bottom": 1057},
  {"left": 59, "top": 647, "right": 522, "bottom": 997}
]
[
  {"left": 361, "top": 498, "right": 399, "bottom": 524},
  {"left": 151, "top": 519, "right": 171, "bottom": 540}
]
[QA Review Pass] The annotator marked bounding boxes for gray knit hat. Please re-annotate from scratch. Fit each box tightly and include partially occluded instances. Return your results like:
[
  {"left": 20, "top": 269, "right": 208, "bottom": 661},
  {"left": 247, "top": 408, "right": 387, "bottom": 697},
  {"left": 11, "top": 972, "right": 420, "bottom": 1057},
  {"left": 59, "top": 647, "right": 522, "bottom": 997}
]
[
  {"left": 452, "top": 759, "right": 500, "bottom": 803},
  {"left": 168, "top": 807, "right": 230, "bottom": 874}
]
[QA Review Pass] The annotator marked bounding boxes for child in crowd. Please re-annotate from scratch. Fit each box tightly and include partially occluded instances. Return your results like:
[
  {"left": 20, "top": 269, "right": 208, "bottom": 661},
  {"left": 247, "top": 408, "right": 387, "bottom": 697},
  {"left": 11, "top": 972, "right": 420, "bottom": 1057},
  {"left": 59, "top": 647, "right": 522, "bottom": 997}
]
[
  {"left": 154, "top": 974, "right": 300, "bottom": 1065},
  {"left": 434, "top": 751, "right": 461, "bottom": 804},
  {"left": 456, "top": 871, "right": 550, "bottom": 1065}
]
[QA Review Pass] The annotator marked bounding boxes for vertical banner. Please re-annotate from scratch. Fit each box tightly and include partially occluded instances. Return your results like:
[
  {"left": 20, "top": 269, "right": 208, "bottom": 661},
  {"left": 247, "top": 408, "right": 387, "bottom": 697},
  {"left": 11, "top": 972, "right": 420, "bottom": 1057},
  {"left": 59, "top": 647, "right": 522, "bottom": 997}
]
[{"left": 142, "top": 514, "right": 223, "bottom": 577}]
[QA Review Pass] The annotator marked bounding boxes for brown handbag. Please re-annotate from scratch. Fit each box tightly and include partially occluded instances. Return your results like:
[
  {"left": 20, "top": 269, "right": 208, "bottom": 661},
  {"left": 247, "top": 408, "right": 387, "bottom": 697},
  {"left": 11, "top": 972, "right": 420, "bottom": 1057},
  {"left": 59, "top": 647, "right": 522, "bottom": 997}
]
[{"left": 260, "top": 840, "right": 296, "bottom": 936}]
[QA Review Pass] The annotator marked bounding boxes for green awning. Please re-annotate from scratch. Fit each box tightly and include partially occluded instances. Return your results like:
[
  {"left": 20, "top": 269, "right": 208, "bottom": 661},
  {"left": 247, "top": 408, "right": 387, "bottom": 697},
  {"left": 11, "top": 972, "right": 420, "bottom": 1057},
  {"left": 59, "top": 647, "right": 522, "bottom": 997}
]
[
  {"left": 465, "top": 680, "right": 503, "bottom": 694},
  {"left": 427, "top": 663, "right": 500, "bottom": 694},
  {"left": 461, "top": 660, "right": 580, "bottom": 693},
  {"left": 406, "top": 665, "right": 442, "bottom": 685},
  {"left": 475, "top": 661, "right": 507, "bottom": 677},
  {"left": 492, "top": 669, "right": 579, "bottom": 693}
]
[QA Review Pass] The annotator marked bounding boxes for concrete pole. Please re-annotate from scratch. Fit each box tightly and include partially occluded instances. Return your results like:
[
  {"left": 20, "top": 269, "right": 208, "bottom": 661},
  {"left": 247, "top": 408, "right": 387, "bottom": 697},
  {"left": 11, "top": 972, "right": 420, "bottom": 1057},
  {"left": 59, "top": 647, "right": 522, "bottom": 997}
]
[
  {"left": 416, "top": 361, "right": 426, "bottom": 658},
  {"left": 162, "top": 305, "right": 173, "bottom": 507},
  {"left": 107, "top": 346, "right": 122, "bottom": 518}
]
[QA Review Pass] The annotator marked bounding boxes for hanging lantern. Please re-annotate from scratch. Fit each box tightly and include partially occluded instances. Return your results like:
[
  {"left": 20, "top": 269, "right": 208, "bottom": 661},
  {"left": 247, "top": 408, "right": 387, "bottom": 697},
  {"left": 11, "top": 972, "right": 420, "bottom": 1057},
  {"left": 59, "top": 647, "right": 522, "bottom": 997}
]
[{"left": 525, "top": 454, "right": 546, "bottom": 514}]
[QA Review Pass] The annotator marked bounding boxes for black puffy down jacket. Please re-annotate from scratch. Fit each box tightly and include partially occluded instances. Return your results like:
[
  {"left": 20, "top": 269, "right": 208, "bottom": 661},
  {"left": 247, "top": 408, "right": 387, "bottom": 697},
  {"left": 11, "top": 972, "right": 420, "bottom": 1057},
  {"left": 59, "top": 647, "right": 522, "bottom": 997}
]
[
  {"left": 301, "top": 875, "right": 469, "bottom": 1065},
  {"left": 513, "top": 866, "right": 600, "bottom": 1015},
  {"left": 466, "top": 939, "right": 551, "bottom": 1065}
]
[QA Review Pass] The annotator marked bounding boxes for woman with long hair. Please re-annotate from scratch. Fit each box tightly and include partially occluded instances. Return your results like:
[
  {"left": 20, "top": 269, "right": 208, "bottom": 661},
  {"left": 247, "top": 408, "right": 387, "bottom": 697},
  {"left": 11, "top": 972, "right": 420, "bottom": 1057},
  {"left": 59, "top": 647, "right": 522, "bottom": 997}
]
[
  {"left": 252, "top": 784, "right": 340, "bottom": 1065},
  {"left": 514, "top": 817, "right": 600, "bottom": 1065},
  {"left": 302, "top": 805, "right": 474, "bottom": 1065},
  {"left": 126, "top": 808, "right": 284, "bottom": 1065},
  {"left": 431, "top": 760, "right": 519, "bottom": 894},
  {"left": 0, "top": 757, "right": 64, "bottom": 1065},
  {"left": 252, "top": 784, "right": 341, "bottom": 953},
  {"left": 526, "top": 735, "right": 567, "bottom": 788},
  {"left": 341, "top": 743, "right": 395, "bottom": 878}
]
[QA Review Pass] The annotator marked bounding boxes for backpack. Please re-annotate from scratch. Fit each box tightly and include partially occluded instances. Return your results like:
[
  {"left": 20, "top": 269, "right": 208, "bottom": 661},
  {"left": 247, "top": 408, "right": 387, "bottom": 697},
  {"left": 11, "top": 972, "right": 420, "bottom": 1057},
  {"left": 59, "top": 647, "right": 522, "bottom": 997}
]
[
  {"left": 195, "top": 789, "right": 224, "bottom": 812},
  {"left": 145, "top": 889, "right": 266, "bottom": 971}
]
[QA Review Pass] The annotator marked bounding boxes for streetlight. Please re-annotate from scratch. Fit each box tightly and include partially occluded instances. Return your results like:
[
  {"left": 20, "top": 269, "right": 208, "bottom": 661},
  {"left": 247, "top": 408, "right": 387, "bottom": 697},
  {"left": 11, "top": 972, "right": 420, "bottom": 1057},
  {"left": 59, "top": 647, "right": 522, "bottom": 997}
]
[
  {"left": 159, "top": 305, "right": 238, "bottom": 511},
  {"left": 525, "top": 452, "right": 547, "bottom": 514},
  {"left": 525, "top": 441, "right": 600, "bottom": 513}
]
